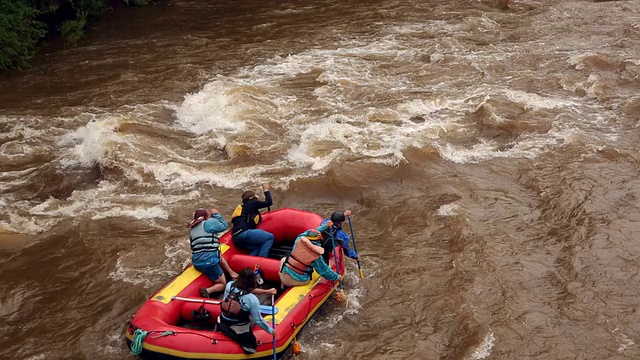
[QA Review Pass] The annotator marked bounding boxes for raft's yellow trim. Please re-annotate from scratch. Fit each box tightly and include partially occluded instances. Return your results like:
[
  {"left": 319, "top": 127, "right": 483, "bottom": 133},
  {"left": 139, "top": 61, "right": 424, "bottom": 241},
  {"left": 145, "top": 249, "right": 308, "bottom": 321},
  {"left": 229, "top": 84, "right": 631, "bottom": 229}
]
[
  {"left": 264, "top": 271, "right": 322, "bottom": 324},
  {"left": 152, "top": 243, "right": 231, "bottom": 304},
  {"left": 127, "top": 278, "right": 337, "bottom": 359}
]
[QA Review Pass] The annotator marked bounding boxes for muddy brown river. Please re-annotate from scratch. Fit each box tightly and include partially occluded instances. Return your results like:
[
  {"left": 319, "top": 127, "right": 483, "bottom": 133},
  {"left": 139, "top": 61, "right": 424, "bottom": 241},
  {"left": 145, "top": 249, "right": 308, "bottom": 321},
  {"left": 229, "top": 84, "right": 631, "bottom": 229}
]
[{"left": 1, "top": 0, "right": 640, "bottom": 359}]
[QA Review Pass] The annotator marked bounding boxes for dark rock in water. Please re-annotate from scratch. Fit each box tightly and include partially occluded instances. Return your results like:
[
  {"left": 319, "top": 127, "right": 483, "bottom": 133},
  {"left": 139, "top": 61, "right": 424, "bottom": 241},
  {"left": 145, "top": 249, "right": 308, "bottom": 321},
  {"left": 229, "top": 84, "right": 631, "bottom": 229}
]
[{"left": 409, "top": 116, "right": 426, "bottom": 123}]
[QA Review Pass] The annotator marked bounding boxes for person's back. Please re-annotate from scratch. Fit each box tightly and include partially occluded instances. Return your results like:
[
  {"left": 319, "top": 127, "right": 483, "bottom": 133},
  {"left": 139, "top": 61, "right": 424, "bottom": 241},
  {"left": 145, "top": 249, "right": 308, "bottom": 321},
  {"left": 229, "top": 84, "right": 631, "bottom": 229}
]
[
  {"left": 218, "top": 269, "right": 275, "bottom": 354},
  {"left": 279, "top": 229, "right": 339, "bottom": 287},
  {"left": 231, "top": 184, "right": 275, "bottom": 258},
  {"left": 188, "top": 208, "right": 236, "bottom": 297}
]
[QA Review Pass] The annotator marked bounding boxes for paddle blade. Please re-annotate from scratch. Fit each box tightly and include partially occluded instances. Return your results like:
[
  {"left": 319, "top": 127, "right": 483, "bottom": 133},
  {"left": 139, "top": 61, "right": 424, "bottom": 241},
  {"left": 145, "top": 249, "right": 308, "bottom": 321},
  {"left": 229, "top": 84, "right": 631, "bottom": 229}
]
[
  {"left": 292, "top": 339, "right": 302, "bottom": 355},
  {"left": 260, "top": 305, "right": 278, "bottom": 315},
  {"left": 359, "top": 268, "right": 364, "bottom": 279}
]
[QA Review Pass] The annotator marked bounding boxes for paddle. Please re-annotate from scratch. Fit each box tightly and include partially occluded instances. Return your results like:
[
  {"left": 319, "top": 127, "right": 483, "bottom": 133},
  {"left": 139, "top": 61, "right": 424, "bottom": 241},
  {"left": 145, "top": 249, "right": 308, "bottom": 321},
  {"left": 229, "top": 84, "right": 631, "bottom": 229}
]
[
  {"left": 329, "top": 228, "right": 345, "bottom": 301},
  {"left": 170, "top": 296, "right": 279, "bottom": 315},
  {"left": 347, "top": 216, "right": 364, "bottom": 278},
  {"left": 271, "top": 294, "right": 276, "bottom": 360}
]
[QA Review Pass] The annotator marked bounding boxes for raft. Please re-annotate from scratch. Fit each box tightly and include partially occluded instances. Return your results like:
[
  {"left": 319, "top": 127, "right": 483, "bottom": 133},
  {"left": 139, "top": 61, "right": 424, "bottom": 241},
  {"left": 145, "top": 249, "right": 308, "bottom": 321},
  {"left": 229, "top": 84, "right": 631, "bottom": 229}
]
[{"left": 125, "top": 208, "right": 344, "bottom": 359}]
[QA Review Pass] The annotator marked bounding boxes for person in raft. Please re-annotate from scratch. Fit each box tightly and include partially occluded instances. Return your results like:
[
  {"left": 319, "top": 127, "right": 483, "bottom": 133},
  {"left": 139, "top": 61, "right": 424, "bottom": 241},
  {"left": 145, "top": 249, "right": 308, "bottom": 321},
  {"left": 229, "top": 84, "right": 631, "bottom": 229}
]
[
  {"left": 231, "top": 184, "right": 275, "bottom": 258},
  {"left": 278, "top": 227, "right": 340, "bottom": 287},
  {"left": 319, "top": 209, "right": 359, "bottom": 263},
  {"left": 189, "top": 209, "right": 238, "bottom": 298},
  {"left": 219, "top": 268, "right": 277, "bottom": 354}
]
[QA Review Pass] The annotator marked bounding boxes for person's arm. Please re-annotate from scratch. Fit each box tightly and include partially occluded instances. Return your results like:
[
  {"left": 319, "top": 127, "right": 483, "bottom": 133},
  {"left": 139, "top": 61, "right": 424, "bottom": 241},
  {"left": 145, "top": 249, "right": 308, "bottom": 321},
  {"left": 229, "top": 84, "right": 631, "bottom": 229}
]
[
  {"left": 252, "top": 288, "right": 277, "bottom": 295},
  {"left": 204, "top": 210, "right": 228, "bottom": 233},
  {"left": 244, "top": 295, "right": 274, "bottom": 334},
  {"left": 255, "top": 191, "right": 272, "bottom": 209},
  {"left": 310, "top": 258, "right": 339, "bottom": 281},
  {"left": 316, "top": 220, "right": 332, "bottom": 233},
  {"left": 337, "top": 230, "right": 358, "bottom": 259},
  {"left": 254, "top": 184, "right": 273, "bottom": 209}
]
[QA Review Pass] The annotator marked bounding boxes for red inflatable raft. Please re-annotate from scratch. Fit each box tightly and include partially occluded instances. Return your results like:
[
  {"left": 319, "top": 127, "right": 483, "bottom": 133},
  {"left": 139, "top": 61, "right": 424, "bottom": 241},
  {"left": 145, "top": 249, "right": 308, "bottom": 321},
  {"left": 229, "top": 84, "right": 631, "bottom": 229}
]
[{"left": 125, "top": 208, "right": 344, "bottom": 359}]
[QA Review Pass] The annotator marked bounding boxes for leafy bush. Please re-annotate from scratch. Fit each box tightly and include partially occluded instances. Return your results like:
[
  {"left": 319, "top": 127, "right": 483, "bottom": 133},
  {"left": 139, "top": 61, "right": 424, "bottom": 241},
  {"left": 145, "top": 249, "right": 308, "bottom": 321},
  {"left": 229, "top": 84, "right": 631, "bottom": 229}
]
[
  {"left": 60, "top": 15, "right": 87, "bottom": 44},
  {"left": 0, "top": 0, "right": 47, "bottom": 70},
  {"left": 0, "top": 0, "right": 154, "bottom": 70},
  {"left": 123, "top": 0, "right": 153, "bottom": 6}
]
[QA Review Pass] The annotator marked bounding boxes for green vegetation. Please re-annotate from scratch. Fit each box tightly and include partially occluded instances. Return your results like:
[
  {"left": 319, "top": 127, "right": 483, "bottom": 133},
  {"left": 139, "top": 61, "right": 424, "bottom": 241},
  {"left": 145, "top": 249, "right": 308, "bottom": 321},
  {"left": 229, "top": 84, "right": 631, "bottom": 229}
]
[
  {"left": 0, "top": 0, "right": 152, "bottom": 71},
  {"left": 0, "top": 0, "right": 46, "bottom": 70},
  {"left": 123, "top": 0, "right": 153, "bottom": 6}
]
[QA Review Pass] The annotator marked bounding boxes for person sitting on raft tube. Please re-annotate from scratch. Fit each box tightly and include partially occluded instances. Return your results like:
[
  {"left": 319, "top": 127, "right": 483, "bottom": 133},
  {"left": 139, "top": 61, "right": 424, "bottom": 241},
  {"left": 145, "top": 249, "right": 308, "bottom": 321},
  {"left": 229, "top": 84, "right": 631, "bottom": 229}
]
[
  {"left": 231, "top": 184, "right": 275, "bottom": 258},
  {"left": 278, "top": 227, "right": 340, "bottom": 287},
  {"left": 320, "top": 209, "right": 359, "bottom": 263},
  {"left": 189, "top": 209, "right": 238, "bottom": 298},
  {"left": 219, "top": 268, "right": 276, "bottom": 355}
]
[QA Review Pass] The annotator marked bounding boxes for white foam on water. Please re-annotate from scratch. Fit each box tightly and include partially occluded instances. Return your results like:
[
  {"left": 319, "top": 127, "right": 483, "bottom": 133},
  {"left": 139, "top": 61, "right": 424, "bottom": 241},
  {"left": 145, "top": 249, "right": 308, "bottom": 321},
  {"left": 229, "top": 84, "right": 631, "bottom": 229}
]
[
  {"left": 502, "top": 89, "right": 578, "bottom": 111},
  {"left": 0, "top": 213, "right": 45, "bottom": 234},
  {"left": 437, "top": 202, "right": 460, "bottom": 216},
  {"left": 297, "top": 341, "right": 339, "bottom": 358},
  {"left": 397, "top": 97, "right": 453, "bottom": 116},
  {"left": 612, "top": 327, "right": 635, "bottom": 353},
  {"left": 568, "top": 52, "right": 598, "bottom": 70},
  {"left": 29, "top": 184, "right": 117, "bottom": 218},
  {"left": 20, "top": 182, "right": 182, "bottom": 234},
  {"left": 2, "top": 15, "right": 624, "bottom": 223},
  {"left": 142, "top": 161, "right": 276, "bottom": 189},
  {"left": 91, "top": 206, "right": 168, "bottom": 220},
  {"left": 0, "top": 115, "right": 48, "bottom": 140},
  {"left": 98, "top": 330, "right": 127, "bottom": 356},
  {"left": 56, "top": 116, "right": 122, "bottom": 167},
  {"left": 108, "top": 241, "right": 189, "bottom": 287},
  {"left": 160, "top": 16, "right": 620, "bottom": 179},
  {"left": 174, "top": 79, "right": 247, "bottom": 135},
  {"left": 343, "top": 286, "right": 364, "bottom": 315},
  {"left": 468, "top": 331, "right": 496, "bottom": 360},
  {"left": 25, "top": 355, "right": 46, "bottom": 360}
]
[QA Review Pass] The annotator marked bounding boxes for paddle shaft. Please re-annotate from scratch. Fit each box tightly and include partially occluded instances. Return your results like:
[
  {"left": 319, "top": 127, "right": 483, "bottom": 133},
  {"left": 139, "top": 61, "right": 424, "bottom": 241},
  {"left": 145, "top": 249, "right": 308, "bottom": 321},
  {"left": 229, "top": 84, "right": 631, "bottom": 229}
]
[
  {"left": 329, "top": 229, "right": 343, "bottom": 288},
  {"left": 271, "top": 294, "right": 276, "bottom": 360},
  {"left": 347, "top": 216, "right": 364, "bottom": 278}
]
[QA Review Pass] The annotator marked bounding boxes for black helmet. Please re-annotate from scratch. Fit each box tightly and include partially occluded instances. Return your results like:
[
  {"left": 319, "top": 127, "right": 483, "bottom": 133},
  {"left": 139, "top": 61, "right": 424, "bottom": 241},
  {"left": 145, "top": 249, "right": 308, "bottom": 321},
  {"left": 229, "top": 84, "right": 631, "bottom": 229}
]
[{"left": 331, "top": 211, "right": 346, "bottom": 223}]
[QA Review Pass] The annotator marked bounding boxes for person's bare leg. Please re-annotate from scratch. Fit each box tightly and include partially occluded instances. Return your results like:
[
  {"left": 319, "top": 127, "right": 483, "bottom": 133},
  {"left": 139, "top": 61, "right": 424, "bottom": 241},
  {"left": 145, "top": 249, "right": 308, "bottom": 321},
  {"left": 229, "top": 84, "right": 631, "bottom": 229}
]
[
  {"left": 206, "top": 274, "right": 227, "bottom": 294},
  {"left": 219, "top": 256, "right": 238, "bottom": 279}
]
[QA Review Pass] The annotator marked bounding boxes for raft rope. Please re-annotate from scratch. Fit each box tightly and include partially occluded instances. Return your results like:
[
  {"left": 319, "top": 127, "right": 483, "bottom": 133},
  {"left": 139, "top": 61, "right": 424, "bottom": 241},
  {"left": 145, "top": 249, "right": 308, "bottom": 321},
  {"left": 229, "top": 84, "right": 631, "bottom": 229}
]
[
  {"left": 130, "top": 329, "right": 175, "bottom": 355},
  {"left": 130, "top": 329, "right": 147, "bottom": 356}
]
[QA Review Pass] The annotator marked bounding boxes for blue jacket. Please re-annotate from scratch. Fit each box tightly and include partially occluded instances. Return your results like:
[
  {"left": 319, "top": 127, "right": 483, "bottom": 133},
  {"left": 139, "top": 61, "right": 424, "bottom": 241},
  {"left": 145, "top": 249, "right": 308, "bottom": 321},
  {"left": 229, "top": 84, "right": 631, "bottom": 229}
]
[
  {"left": 191, "top": 214, "right": 228, "bottom": 267},
  {"left": 281, "top": 225, "right": 339, "bottom": 283},
  {"left": 321, "top": 218, "right": 358, "bottom": 259}
]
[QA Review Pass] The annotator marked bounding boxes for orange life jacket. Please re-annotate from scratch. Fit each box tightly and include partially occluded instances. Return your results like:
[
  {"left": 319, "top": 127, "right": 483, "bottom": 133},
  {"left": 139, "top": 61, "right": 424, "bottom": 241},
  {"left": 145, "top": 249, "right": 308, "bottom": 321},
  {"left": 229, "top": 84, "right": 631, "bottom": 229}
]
[{"left": 282, "top": 236, "right": 325, "bottom": 275}]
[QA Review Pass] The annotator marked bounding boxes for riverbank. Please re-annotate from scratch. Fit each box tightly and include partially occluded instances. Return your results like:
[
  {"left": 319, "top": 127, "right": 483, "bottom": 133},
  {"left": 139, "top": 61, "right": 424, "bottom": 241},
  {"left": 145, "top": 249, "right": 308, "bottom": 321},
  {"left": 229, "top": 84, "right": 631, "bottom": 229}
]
[{"left": 0, "top": 0, "right": 153, "bottom": 71}]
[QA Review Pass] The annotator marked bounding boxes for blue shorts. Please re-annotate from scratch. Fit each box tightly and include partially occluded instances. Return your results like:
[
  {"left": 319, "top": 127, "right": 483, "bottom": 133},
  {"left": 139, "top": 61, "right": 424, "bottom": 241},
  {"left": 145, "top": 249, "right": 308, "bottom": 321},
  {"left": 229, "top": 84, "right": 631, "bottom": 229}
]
[{"left": 192, "top": 252, "right": 223, "bottom": 281}]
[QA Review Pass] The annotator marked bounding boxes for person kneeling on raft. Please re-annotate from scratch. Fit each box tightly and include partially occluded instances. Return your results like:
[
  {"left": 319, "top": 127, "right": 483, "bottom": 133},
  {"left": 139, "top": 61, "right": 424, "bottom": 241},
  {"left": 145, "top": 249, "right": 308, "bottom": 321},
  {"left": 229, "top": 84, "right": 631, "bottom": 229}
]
[{"left": 278, "top": 226, "right": 340, "bottom": 287}]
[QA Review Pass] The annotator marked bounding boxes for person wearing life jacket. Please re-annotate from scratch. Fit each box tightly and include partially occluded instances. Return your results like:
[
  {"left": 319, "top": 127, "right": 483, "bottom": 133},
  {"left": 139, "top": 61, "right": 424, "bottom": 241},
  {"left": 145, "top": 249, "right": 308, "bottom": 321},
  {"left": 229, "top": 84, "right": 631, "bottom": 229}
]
[
  {"left": 188, "top": 208, "right": 238, "bottom": 298},
  {"left": 218, "top": 268, "right": 276, "bottom": 354},
  {"left": 279, "top": 227, "right": 340, "bottom": 287},
  {"left": 231, "top": 184, "right": 275, "bottom": 258},
  {"left": 319, "top": 209, "right": 359, "bottom": 263}
]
